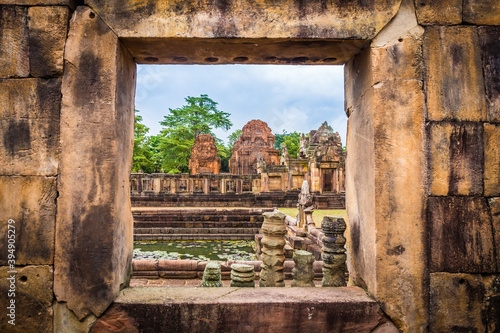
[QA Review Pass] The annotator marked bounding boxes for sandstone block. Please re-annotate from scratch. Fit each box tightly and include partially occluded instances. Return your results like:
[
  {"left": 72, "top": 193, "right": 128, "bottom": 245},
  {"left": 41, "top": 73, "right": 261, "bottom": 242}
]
[
  {"left": 428, "top": 196, "right": 497, "bottom": 273},
  {"left": 53, "top": 302, "right": 97, "bottom": 333},
  {"left": 372, "top": 80, "right": 427, "bottom": 332},
  {"left": 345, "top": 28, "right": 423, "bottom": 116},
  {"left": 0, "top": 176, "right": 56, "bottom": 265},
  {"left": 0, "top": 265, "right": 53, "bottom": 332},
  {"left": 424, "top": 26, "right": 486, "bottom": 122},
  {"left": 485, "top": 124, "right": 500, "bottom": 196},
  {"left": 428, "top": 122, "right": 484, "bottom": 196},
  {"left": 489, "top": 198, "right": 500, "bottom": 261},
  {"left": 479, "top": 27, "right": 500, "bottom": 123},
  {"left": 55, "top": 6, "right": 136, "bottom": 319},
  {"left": 0, "top": 0, "right": 75, "bottom": 6},
  {"left": 0, "top": 78, "right": 61, "bottom": 176},
  {"left": 89, "top": 306, "right": 138, "bottom": 333},
  {"left": 414, "top": 0, "right": 462, "bottom": 25},
  {"left": 430, "top": 273, "right": 500, "bottom": 332},
  {"left": 86, "top": 0, "right": 401, "bottom": 40},
  {"left": 0, "top": 6, "right": 29, "bottom": 78},
  {"left": 28, "top": 6, "right": 69, "bottom": 77},
  {"left": 463, "top": 0, "right": 500, "bottom": 25},
  {"left": 346, "top": 77, "right": 427, "bottom": 332}
]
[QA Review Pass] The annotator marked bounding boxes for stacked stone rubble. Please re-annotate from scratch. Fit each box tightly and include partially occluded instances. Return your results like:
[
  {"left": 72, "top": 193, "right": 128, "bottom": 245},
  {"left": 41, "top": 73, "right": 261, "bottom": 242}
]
[
  {"left": 259, "top": 211, "right": 287, "bottom": 287},
  {"left": 230, "top": 264, "right": 255, "bottom": 287}
]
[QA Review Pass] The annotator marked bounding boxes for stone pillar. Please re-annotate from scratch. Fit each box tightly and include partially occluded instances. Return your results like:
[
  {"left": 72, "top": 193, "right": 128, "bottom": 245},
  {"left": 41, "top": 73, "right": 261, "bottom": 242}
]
[
  {"left": 291, "top": 250, "right": 315, "bottom": 287},
  {"left": 321, "top": 216, "right": 347, "bottom": 287},
  {"left": 170, "top": 178, "right": 176, "bottom": 194},
  {"left": 236, "top": 179, "right": 242, "bottom": 194},
  {"left": 201, "top": 261, "right": 222, "bottom": 287},
  {"left": 55, "top": 6, "right": 136, "bottom": 320},
  {"left": 259, "top": 211, "right": 287, "bottom": 287},
  {"left": 344, "top": 0, "right": 427, "bottom": 330},
  {"left": 261, "top": 173, "right": 269, "bottom": 192},
  {"left": 153, "top": 177, "right": 160, "bottom": 194},
  {"left": 203, "top": 177, "right": 210, "bottom": 194},
  {"left": 220, "top": 178, "right": 226, "bottom": 194}
]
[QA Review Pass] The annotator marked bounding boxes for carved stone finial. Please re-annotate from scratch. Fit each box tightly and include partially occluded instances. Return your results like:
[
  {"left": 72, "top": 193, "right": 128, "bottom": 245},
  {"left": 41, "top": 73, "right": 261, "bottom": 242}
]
[
  {"left": 200, "top": 261, "right": 223, "bottom": 287},
  {"left": 259, "top": 210, "right": 287, "bottom": 287},
  {"left": 321, "top": 216, "right": 347, "bottom": 287}
]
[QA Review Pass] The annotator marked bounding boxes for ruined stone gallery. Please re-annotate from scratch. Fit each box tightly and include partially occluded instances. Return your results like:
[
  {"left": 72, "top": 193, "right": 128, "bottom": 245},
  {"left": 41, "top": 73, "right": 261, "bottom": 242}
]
[{"left": 0, "top": 0, "right": 499, "bottom": 332}]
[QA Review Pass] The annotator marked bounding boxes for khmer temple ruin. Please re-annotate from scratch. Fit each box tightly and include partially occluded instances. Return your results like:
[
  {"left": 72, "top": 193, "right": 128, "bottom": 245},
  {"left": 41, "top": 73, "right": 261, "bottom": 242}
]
[
  {"left": 229, "top": 119, "right": 280, "bottom": 175},
  {"left": 1, "top": 1, "right": 499, "bottom": 332},
  {"left": 188, "top": 133, "right": 220, "bottom": 175},
  {"left": 131, "top": 121, "right": 346, "bottom": 209}
]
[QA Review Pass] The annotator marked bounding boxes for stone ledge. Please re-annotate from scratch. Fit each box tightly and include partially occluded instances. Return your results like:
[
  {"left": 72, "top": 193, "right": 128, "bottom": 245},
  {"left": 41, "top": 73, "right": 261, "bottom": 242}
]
[{"left": 91, "top": 287, "right": 384, "bottom": 333}]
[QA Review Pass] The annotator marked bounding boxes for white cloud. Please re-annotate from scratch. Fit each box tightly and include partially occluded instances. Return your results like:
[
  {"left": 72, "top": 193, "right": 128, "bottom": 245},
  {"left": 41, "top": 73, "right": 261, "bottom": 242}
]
[{"left": 135, "top": 64, "right": 346, "bottom": 145}]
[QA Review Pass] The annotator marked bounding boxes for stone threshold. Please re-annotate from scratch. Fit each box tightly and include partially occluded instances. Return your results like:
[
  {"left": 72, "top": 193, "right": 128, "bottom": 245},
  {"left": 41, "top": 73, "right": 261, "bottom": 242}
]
[{"left": 92, "top": 287, "right": 387, "bottom": 332}]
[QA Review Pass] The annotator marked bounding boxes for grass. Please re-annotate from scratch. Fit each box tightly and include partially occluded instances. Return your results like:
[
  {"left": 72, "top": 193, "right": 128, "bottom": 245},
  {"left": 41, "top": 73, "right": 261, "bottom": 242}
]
[{"left": 277, "top": 208, "right": 347, "bottom": 227}]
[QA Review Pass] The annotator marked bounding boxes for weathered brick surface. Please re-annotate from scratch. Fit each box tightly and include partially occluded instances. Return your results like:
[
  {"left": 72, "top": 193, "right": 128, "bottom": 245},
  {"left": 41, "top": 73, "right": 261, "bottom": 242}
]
[
  {"left": 0, "top": 265, "right": 54, "bottom": 333},
  {"left": 28, "top": 6, "right": 69, "bottom": 77},
  {"left": 479, "top": 27, "right": 500, "bottom": 123},
  {"left": 463, "top": 0, "right": 500, "bottom": 25},
  {"left": 428, "top": 196, "right": 496, "bottom": 273},
  {"left": 424, "top": 26, "right": 486, "bottom": 122},
  {"left": 428, "top": 122, "right": 484, "bottom": 196},
  {"left": 0, "top": 6, "right": 29, "bottom": 78},
  {"left": 0, "top": 78, "right": 61, "bottom": 176},
  {"left": 415, "top": 0, "right": 462, "bottom": 25},
  {"left": 0, "top": 176, "right": 56, "bottom": 265},
  {"left": 485, "top": 123, "right": 500, "bottom": 196}
]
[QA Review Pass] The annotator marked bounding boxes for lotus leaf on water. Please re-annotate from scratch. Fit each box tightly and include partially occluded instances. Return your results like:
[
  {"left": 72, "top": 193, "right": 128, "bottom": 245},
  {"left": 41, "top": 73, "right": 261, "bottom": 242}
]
[{"left": 133, "top": 240, "right": 257, "bottom": 261}]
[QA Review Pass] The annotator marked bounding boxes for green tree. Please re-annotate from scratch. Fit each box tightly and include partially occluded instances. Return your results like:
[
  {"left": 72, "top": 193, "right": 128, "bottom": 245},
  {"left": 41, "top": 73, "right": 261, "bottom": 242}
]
[
  {"left": 274, "top": 130, "right": 301, "bottom": 158},
  {"left": 227, "top": 129, "right": 241, "bottom": 151},
  {"left": 156, "top": 95, "right": 232, "bottom": 173},
  {"left": 132, "top": 110, "right": 155, "bottom": 173}
]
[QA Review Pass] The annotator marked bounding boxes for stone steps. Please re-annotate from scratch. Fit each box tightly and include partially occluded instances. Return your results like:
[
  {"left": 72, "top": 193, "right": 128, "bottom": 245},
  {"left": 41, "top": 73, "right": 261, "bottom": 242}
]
[
  {"left": 135, "top": 227, "right": 260, "bottom": 234},
  {"left": 133, "top": 208, "right": 272, "bottom": 233},
  {"left": 134, "top": 234, "right": 256, "bottom": 241},
  {"left": 134, "top": 221, "right": 263, "bottom": 228}
]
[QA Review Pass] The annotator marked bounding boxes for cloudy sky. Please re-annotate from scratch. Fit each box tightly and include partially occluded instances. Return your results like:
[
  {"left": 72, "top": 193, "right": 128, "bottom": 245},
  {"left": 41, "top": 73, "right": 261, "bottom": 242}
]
[{"left": 135, "top": 64, "right": 346, "bottom": 145}]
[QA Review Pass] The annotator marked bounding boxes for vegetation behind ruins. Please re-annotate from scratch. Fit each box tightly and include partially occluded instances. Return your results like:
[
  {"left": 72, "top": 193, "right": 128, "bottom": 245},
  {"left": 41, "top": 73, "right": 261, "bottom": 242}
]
[{"left": 132, "top": 95, "right": 303, "bottom": 174}]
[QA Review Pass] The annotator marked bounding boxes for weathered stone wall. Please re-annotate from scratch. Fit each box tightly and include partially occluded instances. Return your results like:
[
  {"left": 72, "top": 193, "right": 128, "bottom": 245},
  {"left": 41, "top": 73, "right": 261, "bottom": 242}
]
[
  {"left": 423, "top": 14, "right": 500, "bottom": 333},
  {"left": 0, "top": 2, "right": 73, "bottom": 332},
  {"left": 346, "top": 0, "right": 500, "bottom": 331},
  {"left": 1, "top": 0, "right": 498, "bottom": 332}
]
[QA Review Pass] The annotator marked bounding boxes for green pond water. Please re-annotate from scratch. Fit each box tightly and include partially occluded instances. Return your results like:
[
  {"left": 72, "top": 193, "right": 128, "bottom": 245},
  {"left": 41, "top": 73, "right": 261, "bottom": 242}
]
[{"left": 133, "top": 240, "right": 257, "bottom": 261}]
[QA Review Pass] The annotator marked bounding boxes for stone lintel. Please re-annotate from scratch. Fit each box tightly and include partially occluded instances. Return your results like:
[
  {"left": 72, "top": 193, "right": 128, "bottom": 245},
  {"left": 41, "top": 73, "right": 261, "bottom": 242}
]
[{"left": 122, "top": 37, "right": 366, "bottom": 65}]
